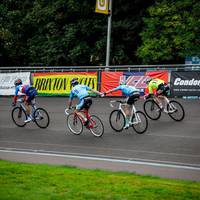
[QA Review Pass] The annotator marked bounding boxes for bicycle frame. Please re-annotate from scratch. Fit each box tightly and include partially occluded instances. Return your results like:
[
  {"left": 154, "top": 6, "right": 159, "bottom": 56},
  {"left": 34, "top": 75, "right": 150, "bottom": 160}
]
[
  {"left": 110, "top": 100, "right": 140, "bottom": 125},
  {"left": 153, "top": 95, "right": 175, "bottom": 114},
  {"left": 65, "top": 108, "right": 95, "bottom": 129},
  {"left": 16, "top": 98, "right": 37, "bottom": 119}
]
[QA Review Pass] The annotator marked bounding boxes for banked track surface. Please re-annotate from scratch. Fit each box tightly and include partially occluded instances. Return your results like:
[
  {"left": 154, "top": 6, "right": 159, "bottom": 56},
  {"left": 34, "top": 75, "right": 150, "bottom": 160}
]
[{"left": 0, "top": 97, "right": 200, "bottom": 181}]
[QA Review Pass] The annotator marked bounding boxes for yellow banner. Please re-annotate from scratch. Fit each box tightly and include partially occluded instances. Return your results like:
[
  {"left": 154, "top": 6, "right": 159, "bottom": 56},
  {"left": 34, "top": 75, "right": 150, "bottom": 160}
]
[
  {"left": 33, "top": 73, "right": 98, "bottom": 95},
  {"left": 95, "top": 0, "right": 109, "bottom": 14}
]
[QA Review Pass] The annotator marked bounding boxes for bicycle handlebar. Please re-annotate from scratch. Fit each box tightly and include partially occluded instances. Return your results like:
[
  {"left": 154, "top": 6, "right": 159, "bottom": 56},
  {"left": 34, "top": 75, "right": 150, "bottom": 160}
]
[{"left": 64, "top": 106, "right": 76, "bottom": 116}]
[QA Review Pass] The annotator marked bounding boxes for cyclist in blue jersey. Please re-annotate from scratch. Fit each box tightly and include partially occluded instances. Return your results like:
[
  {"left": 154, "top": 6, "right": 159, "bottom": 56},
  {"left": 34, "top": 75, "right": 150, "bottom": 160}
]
[
  {"left": 104, "top": 79, "right": 140, "bottom": 129},
  {"left": 67, "top": 78, "right": 102, "bottom": 126},
  {"left": 12, "top": 79, "right": 38, "bottom": 123}
]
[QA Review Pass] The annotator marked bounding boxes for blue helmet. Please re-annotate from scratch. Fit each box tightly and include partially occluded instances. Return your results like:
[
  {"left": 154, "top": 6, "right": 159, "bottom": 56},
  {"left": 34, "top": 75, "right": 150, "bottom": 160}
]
[
  {"left": 145, "top": 77, "right": 152, "bottom": 85},
  {"left": 70, "top": 78, "right": 79, "bottom": 86}
]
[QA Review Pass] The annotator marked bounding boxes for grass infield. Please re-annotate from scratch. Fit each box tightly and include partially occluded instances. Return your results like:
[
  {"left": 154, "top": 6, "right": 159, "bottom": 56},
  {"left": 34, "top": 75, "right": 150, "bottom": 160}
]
[{"left": 0, "top": 159, "right": 200, "bottom": 200}]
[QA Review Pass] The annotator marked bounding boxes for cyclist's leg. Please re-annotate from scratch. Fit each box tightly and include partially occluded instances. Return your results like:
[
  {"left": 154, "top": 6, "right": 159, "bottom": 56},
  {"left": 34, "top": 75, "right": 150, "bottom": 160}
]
[
  {"left": 155, "top": 84, "right": 165, "bottom": 109},
  {"left": 76, "top": 98, "right": 92, "bottom": 126},
  {"left": 24, "top": 96, "right": 32, "bottom": 122},
  {"left": 123, "top": 95, "right": 136, "bottom": 128},
  {"left": 76, "top": 99, "right": 86, "bottom": 122}
]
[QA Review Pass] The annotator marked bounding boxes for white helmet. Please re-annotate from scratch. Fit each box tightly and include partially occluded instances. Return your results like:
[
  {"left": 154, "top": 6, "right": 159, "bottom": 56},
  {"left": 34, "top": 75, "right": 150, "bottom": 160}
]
[
  {"left": 119, "top": 79, "right": 126, "bottom": 85},
  {"left": 145, "top": 77, "right": 152, "bottom": 84}
]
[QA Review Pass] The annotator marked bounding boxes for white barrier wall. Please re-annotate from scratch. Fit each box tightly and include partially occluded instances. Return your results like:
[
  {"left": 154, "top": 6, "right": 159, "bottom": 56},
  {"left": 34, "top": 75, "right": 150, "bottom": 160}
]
[{"left": 0, "top": 72, "right": 30, "bottom": 95}]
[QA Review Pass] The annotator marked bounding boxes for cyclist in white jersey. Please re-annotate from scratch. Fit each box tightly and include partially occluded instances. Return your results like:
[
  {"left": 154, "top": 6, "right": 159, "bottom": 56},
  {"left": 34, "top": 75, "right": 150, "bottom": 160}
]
[
  {"left": 104, "top": 79, "right": 140, "bottom": 129},
  {"left": 67, "top": 78, "right": 102, "bottom": 126}
]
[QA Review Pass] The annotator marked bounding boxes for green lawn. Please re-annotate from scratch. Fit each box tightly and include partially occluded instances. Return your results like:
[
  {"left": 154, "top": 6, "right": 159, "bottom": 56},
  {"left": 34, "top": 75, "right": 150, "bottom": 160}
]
[{"left": 0, "top": 160, "right": 200, "bottom": 200}]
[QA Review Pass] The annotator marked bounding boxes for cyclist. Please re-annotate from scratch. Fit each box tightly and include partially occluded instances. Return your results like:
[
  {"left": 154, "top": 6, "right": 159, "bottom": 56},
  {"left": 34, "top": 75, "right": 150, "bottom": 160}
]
[
  {"left": 67, "top": 78, "right": 102, "bottom": 126},
  {"left": 12, "top": 79, "right": 38, "bottom": 123},
  {"left": 145, "top": 77, "right": 170, "bottom": 111},
  {"left": 104, "top": 79, "right": 140, "bottom": 129}
]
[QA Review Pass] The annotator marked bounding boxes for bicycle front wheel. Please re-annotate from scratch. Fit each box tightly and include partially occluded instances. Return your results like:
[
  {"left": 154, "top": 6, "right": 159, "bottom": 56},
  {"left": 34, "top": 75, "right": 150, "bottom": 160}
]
[
  {"left": 131, "top": 111, "right": 148, "bottom": 134},
  {"left": 67, "top": 113, "right": 83, "bottom": 135},
  {"left": 143, "top": 99, "right": 161, "bottom": 120},
  {"left": 11, "top": 106, "right": 27, "bottom": 127},
  {"left": 167, "top": 100, "right": 185, "bottom": 121},
  {"left": 34, "top": 108, "right": 50, "bottom": 128},
  {"left": 89, "top": 115, "right": 104, "bottom": 137},
  {"left": 109, "top": 110, "right": 125, "bottom": 132}
]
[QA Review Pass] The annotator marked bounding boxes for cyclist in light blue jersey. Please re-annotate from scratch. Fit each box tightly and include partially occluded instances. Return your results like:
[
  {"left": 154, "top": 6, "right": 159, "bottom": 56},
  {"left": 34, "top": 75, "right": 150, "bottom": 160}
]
[
  {"left": 104, "top": 79, "right": 140, "bottom": 129},
  {"left": 67, "top": 78, "right": 102, "bottom": 126}
]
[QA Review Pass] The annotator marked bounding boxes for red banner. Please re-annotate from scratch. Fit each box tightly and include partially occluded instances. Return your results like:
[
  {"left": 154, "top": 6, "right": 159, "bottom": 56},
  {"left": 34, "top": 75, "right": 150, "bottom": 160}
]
[
  {"left": 100, "top": 71, "right": 169, "bottom": 96},
  {"left": 100, "top": 72, "right": 123, "bottom": 96}
]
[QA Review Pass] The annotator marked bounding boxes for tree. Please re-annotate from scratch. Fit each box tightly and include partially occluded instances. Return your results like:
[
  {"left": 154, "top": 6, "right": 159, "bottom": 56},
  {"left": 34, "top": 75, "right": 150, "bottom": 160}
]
[
  {"left": 137, "top": 0, "right": 200, "bottom": 64},
  {"left": 0, "top": 0, "right": 155, "bottom": 66}
]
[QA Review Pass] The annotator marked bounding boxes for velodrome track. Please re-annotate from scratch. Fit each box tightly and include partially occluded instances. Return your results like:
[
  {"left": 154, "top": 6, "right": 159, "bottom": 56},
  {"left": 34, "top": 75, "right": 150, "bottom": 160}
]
[{"left": 0, "top": 96, "right": 200, "bottom": 181}]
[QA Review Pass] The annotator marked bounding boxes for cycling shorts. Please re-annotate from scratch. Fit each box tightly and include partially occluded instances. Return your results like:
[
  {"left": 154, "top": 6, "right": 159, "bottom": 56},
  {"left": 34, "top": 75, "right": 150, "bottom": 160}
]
[
  {"left": 25, "top": 87, "right": 38, "bottom": 104},
  {"left": 156, "top": 83, "right": 169, "bottom": 96},
  {"left": 127, "top": 92, "right": 140, "bottom": 105},
  {"left": 76, "top": 96, "right": 92, "bottom": 110}
]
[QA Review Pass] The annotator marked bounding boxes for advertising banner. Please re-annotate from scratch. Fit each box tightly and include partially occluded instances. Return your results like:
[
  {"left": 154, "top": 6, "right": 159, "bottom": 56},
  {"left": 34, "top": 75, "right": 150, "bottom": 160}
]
[
  {"left": 171, "top": 71, "right": 200, "bottom": 96},
  {"left": 32, "top": 72, "right": 98, "bottom": 96},
  {"left": 0, "top": 72, "right": 30, "bottom": 95},
  {"left": 100, "top": 71, "right": 168, "bottom": 96}
]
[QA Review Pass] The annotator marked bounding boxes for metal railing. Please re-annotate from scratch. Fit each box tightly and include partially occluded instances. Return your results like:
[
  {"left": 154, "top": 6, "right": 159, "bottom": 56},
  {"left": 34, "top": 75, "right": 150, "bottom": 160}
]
[{"left": 0, "top": 64, "right": 200, "bottom": 73}]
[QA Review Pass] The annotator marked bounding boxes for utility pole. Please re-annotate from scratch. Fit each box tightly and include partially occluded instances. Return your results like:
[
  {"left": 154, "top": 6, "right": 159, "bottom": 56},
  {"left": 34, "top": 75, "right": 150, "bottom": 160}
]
[{"left": 106, "top": 0, "right": 113, "bottom": 67}]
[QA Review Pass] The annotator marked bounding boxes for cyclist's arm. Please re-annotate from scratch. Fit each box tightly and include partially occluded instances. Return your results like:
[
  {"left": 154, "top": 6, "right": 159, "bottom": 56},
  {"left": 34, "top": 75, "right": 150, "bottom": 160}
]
[
  {"left": 89, "top": 88, "right": 102, "bottom": 96},
  {"left": 67, "top": 91, "right": 74, "bottom": 108},
  {"left": 105, "top": 86, "right": 120, "bottom": 94},
  {"left": 13, "top": 87, "right": 20, "bottom": 103}
]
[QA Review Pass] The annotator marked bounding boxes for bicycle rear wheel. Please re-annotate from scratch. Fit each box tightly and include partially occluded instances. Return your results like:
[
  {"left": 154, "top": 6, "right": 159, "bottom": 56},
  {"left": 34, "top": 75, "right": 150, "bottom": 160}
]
[
  {"left": 167, "top": 100, "right": 185, "bottom": 121},
  {"left": 34, "top": 108, "right": 50, "bottom": 128},
  {"left": 143, "top": 99, "right": 161, "bottom": 120},
  {"left": 109, "top": 110, "right": 125, "bottom": 132},
  {"left": 131, "top": 111, "right": 148, "bottom": 134},
  {"left": 11, "top": 106, "right": 27, "bottom": 127},
  {"left": 89, "top": 115, "right": 104, "bottom": 137},
  {"left": 67, "top": 113, "right": 83, "bottom": 135}
]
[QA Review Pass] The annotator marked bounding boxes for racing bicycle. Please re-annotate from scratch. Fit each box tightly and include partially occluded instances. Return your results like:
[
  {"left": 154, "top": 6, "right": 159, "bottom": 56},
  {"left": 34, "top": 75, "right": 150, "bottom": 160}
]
[
  {"left": 11, "top": 98, "right": 50, "bottom": 128},
  {"left": 65, "top": 107, "right": 104, "bottom": 137},
  {"left": 143, "top": 96, "right": 185, "bottom": 121},
  {"left": 109, "top": 100, "right": 148, "bottom": 134}
]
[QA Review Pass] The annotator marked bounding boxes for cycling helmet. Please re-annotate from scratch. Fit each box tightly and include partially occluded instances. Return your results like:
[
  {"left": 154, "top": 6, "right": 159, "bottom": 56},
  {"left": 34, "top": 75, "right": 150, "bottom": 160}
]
[
  {"left": 145, "top": 77, "right": 152, "bottom": 85},
  {"left": 14, "top": 79, "right": 22, "bottom": 86},
  {"left": 70, "top": 78, "right": 79, "bottom": 86},
  {"left": 119, "top": 79, "right": 126, "bottom": 85}
]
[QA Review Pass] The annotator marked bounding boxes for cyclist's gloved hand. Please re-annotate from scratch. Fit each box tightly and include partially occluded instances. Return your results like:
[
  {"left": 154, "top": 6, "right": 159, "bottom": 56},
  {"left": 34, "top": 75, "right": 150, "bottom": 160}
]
[
  {"left": 101, "top": 92, "right": 106, "bottom": 97},
  {"left": 12, "top": 102, "right": 16, "bottom": 107}
]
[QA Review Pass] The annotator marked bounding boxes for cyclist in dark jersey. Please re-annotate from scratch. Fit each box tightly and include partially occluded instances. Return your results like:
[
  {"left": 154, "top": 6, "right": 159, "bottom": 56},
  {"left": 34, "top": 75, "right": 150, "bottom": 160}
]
[
  {"left": 145, "top": 77, "right": 170, "bottom": 111},
  {"left": 13, "top": 79, "right": 38, "bottom": 123}
]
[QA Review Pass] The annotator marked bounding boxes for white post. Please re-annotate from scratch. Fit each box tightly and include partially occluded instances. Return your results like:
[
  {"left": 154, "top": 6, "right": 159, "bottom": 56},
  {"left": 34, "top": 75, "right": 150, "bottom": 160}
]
[{"left": 106, "top": 0, "right": 113, "bottom": 67}]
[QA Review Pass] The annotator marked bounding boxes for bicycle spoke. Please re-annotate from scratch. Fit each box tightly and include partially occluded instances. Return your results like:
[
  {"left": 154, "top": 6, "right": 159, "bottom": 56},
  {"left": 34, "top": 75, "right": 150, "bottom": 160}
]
[
  {"left": 89, "top": 115, "right": 104, "bottom": 137},
  {"left": 34, "top": 108, "right": 50, "bottom": 128},
  {"left": 109, "top": 110, "right": 125, "bottom": 132},
  {"left": 144, "top": 100, "right": 161, "bottom": 120},
  {"left": 167, "top": 100, "right": 185, "bottom": 121},
  {"left": 67, "top": 113, "right": 83, "bottom": 135},
  {"left": 11, "top": 107, "right": 27, "bottom": 127},
  {"left": 132, "top": 111, "right": 148, "bottom": 134}
]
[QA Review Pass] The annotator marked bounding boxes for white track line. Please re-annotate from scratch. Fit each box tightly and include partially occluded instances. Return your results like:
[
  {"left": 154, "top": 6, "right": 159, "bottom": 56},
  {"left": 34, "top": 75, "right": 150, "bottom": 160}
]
[{"left": 0, "top": 149, "right": 200, "bottom": 171}]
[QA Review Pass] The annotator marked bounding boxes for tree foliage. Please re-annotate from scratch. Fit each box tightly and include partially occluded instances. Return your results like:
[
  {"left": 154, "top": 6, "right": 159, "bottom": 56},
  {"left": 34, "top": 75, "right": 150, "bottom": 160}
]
[
  {"left": 137, "top": 0, "right": 200, "bottom": 64},
  {"left": 0, "top": 0, "right": 155, "bottom": 66}
]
